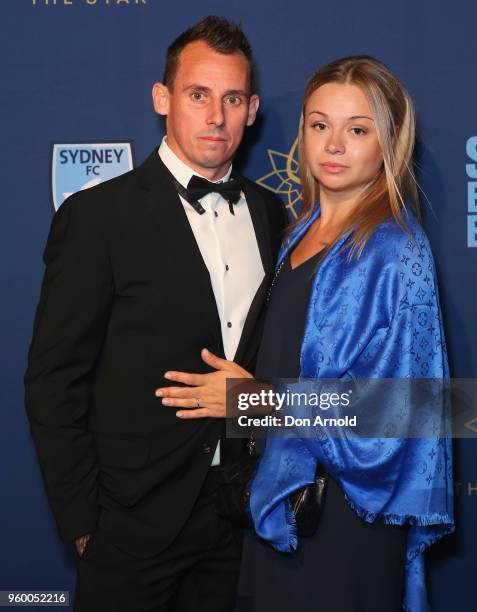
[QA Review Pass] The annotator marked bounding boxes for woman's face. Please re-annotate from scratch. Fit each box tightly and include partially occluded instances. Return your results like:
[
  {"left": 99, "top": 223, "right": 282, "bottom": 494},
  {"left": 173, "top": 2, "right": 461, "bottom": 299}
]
[{"left": 303, "top": 82, "right": 384, "bottom": 200}]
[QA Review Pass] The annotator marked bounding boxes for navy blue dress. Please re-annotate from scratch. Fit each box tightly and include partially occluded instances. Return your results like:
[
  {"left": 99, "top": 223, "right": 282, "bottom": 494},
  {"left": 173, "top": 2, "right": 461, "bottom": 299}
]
[{"left": 236, "top": 253, "right": 407, "bottom": 612}]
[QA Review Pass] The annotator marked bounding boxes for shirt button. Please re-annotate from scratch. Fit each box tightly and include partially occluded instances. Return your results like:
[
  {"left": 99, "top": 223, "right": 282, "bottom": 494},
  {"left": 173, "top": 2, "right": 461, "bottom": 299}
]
[
  {"left": 202, "top": 443, "right": 212, "bottom": 454},
  {"left": 214, "top": 211, "right": 219, "bottom": 218},
  {"left": 227, "top": 322, "right": 232, "bottom": 328},
  {"left": 225, "top": 265, "right": 229, "bottom": 271}
]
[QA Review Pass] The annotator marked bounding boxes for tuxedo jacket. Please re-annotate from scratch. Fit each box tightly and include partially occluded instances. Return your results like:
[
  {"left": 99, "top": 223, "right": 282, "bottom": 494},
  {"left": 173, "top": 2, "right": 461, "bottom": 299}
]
[{"left": 24, "top": 148, "right": 287, "bottom": 558}]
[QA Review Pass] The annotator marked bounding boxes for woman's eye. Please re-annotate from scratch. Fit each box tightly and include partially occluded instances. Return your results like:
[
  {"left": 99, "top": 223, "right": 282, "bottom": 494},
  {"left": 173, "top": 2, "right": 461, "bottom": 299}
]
[
  {"left": 351, "top": 127, "right": 367, "bottom": 135},
  {"left": 311, "top": 122, "right": 327, "bottom": 131}
]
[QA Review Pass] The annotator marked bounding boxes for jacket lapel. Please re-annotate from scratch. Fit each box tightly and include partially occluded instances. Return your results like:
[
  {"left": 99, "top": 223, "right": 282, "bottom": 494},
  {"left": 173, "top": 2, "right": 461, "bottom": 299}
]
[
  {"left": 233, "top": 180, "right": 276, "bottom": 365},
  {"left": 242, "top": 180, "right": 274, "bottom": 277},
  {"left": 137, "top": 149, "right": 225, "bottom": 357}
]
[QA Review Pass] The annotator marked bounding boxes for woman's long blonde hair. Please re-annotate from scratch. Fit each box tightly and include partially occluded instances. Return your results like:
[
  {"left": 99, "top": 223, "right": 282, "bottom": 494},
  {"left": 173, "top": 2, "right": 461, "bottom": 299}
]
[{"left": 296, "top": 55, "right": 420, "bottom": 258}]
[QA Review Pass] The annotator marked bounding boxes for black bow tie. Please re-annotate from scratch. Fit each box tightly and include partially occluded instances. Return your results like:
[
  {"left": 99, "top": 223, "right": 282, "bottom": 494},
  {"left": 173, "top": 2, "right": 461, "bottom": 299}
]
[{"left": 175, "top": 175, "right": 244, "bottom": 215}]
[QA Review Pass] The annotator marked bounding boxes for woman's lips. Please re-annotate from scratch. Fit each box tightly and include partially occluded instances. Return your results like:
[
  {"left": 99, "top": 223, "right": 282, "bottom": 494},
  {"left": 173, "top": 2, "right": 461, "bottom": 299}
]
[{"left": 321, "top": 162, "right": 348, "bottom": 173}]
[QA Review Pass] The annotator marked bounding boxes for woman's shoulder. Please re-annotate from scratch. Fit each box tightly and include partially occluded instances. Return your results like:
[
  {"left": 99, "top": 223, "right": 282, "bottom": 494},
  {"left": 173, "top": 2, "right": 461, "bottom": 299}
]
[
  {"left": 363, "top": 210, "right": 434, "bottom": 272},
  {"left": 354, "top": 211, "right": 440, "bottom": 312}
]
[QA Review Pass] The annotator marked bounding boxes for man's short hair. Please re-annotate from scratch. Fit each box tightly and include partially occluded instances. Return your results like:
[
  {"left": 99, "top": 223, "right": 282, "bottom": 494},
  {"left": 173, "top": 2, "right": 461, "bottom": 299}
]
[{"left": 163, "top": 15, "right": 256, "bottom": 94}]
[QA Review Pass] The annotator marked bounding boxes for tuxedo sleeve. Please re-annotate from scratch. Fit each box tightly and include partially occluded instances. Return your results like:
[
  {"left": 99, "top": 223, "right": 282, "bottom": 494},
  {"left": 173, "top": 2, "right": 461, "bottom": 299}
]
[{"left": 24, "top": 193, "right": 114, "bottom": 542}]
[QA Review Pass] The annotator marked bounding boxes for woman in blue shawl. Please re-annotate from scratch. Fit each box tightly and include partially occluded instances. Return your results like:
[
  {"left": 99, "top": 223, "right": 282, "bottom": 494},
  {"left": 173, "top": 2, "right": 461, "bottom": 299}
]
[{"left": 157, "top": 56, "right": 453, "bottom": 611}]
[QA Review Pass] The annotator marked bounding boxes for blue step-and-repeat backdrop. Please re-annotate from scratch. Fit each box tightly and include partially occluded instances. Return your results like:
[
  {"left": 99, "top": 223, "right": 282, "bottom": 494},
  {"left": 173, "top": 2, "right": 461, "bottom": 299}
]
[{"left": 1, "top": 1, "right": 476, "bottom": 610}]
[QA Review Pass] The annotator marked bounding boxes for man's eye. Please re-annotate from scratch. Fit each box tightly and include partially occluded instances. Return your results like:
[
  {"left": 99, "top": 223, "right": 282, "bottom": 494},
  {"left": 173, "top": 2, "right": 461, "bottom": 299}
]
[
  {"left": 225, "top": 96, "right": 242, "bottom": 106},
  {"left": 191, "top": 92, "right": 205, "bottom": 101}
]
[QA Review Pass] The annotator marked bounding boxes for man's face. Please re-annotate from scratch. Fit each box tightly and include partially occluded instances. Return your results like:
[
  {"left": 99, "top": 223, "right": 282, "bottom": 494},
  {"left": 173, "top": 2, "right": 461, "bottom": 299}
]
[{"left": 153, "top": 41, "right": 259, "bottom": 181}]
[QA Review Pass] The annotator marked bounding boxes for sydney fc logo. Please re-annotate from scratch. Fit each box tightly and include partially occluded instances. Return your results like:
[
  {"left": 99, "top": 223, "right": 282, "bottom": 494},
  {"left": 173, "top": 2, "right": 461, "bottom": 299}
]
[{"left": 51, "top": 142, "right": 134, "bottom": 210}]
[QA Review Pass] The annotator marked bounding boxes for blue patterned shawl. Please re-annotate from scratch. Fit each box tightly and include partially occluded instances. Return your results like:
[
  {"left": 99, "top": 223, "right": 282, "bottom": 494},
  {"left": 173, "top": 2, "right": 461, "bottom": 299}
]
[{"left": 249, "top": 205, "right": 454, "bottom": 612}]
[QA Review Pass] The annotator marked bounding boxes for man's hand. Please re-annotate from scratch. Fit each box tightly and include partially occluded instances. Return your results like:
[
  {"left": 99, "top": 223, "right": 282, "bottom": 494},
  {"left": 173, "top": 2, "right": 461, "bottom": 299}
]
[
  {"left": 75, "top": 533, "right": 92, "bottom": 557},
  {"left": 155, "top": 348, "right": 253, "bottom": 419}
]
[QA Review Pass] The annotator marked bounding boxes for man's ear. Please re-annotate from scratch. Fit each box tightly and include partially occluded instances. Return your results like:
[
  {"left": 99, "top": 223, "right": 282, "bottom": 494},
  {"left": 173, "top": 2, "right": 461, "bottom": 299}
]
[
  {"left": 152, "top": 83, "right": 170, "bottom": 116},
  {"left": 246, "top": 94, "right": 260, "bottom": 127}
]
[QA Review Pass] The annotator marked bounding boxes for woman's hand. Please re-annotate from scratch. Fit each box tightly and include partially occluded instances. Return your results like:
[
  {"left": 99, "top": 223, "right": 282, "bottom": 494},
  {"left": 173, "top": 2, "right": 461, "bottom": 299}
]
[{"left": 155, "top": 348, "right": 253, "bottom": 419}]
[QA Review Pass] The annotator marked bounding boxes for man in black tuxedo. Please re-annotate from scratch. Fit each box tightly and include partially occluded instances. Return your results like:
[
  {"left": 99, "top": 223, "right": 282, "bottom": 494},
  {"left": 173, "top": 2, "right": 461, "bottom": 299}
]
[{"left": 24, "top": 15, "right": 286, "bottom": 612}]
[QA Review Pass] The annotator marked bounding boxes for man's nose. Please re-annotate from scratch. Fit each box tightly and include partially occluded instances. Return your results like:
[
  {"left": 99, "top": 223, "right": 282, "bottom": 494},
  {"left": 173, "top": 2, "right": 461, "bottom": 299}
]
[{"left": 206, "top": 99, "right": 225, "bottom": 127}]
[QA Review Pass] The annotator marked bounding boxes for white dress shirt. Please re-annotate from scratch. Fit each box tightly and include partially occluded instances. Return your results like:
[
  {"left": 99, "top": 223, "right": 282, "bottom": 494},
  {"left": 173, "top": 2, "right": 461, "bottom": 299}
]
[{"left": 159, "top": 138, "right": 265, "bottom": 465}]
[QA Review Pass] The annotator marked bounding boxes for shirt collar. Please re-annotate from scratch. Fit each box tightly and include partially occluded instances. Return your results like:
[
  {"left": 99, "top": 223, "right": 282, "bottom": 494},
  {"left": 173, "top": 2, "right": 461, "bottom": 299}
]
[{"left": 158, "top": 136, "right": 232, "bottom": 189}]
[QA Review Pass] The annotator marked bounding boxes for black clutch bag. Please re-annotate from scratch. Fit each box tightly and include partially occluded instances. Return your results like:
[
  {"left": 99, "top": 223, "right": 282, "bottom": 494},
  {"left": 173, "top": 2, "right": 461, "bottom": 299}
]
[
  {"left": 217, "top": 437, "right": 328, "bottom": 537},
  {"left": 289, "top": 463, "right": 328, "bottom": 537}
]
